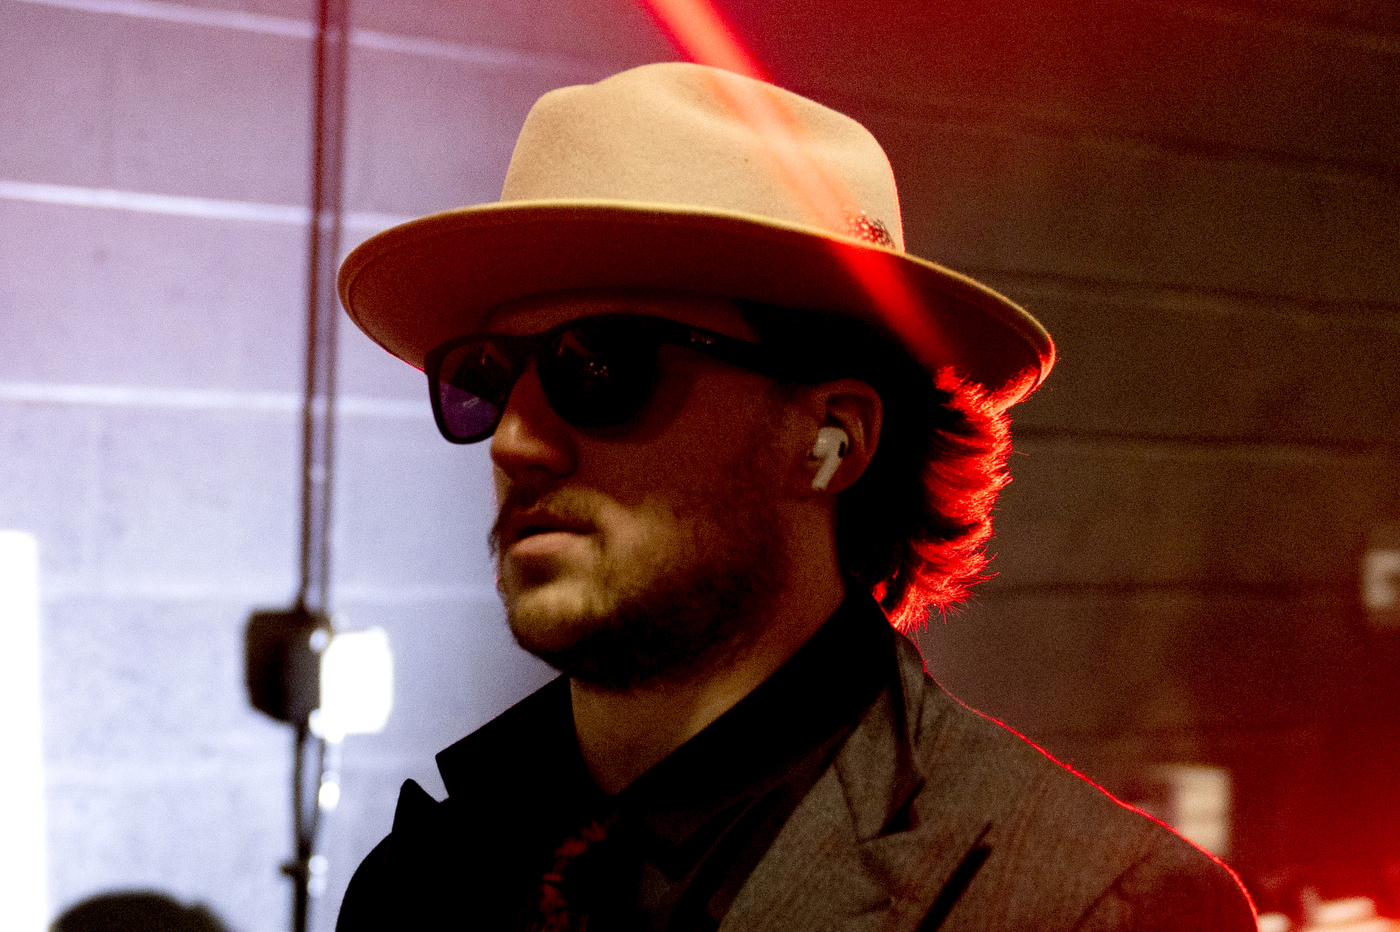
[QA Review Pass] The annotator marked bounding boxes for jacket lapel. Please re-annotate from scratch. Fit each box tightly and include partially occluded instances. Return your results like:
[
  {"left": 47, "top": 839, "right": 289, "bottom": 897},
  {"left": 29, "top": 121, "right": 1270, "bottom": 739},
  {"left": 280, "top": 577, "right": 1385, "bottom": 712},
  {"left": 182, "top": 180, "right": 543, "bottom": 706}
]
[{"left": 719, "top": 636, "right": 1009, "bottom": 932}]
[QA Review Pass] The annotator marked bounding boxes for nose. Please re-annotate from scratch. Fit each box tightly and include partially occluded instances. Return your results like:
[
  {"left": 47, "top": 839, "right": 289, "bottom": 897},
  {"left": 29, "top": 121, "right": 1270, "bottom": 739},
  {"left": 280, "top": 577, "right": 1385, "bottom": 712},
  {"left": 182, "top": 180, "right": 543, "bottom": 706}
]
[{"left": 489, "top": 360, "right": 576, "bottom": 482}]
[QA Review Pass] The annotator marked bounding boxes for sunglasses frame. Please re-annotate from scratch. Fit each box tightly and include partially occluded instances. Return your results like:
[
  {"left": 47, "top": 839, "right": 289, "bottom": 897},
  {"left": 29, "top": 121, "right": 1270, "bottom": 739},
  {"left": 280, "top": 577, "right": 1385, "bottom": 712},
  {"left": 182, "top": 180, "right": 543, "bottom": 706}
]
[{"left": 424, "top": 313, "right": 798, "bottom": 444}]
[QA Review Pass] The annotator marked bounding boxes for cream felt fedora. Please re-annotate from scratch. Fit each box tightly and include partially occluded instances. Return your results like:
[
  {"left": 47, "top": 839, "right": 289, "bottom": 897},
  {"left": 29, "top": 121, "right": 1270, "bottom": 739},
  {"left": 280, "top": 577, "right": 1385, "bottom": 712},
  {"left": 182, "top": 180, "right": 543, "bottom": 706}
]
[{"left": 338, "top": 62, "right": 1054, "bottom": 409}]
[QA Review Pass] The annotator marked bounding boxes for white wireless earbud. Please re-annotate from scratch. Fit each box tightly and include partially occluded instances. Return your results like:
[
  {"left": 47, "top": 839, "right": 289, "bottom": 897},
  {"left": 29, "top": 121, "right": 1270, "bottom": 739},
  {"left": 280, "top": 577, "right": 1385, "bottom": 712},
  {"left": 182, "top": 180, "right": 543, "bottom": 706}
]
[{"left": 809, "top": 426, "right": 850, "bottom": 491}]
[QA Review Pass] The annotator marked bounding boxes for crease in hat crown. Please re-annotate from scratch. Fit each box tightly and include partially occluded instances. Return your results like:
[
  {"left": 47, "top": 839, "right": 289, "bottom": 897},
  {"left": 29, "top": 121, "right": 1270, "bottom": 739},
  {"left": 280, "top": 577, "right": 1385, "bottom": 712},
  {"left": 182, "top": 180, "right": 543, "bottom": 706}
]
[{"left": 337, "top": 61, "right": 1054, "bottom": 409}]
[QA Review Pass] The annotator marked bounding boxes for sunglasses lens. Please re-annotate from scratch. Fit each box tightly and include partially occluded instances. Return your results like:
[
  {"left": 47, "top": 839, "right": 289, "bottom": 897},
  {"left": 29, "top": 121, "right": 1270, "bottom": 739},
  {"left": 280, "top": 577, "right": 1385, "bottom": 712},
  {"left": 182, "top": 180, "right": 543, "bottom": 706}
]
[
  {"left": 435, "top": 341, "right": 517, "bottom": 442},
  {"left": 429, "top": 318, "right": 667, "bottom": 442},
  {"left": 540, "top": 321, "right": 659, "bottom": 429}
]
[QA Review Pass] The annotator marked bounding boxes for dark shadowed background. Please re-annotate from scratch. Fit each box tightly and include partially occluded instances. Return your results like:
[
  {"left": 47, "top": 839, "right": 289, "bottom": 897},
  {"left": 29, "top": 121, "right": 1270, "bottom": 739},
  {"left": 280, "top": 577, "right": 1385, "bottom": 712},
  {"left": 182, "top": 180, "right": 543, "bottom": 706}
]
[{"left": 1, "top": 0, "right": 1397, "bottom": 928}]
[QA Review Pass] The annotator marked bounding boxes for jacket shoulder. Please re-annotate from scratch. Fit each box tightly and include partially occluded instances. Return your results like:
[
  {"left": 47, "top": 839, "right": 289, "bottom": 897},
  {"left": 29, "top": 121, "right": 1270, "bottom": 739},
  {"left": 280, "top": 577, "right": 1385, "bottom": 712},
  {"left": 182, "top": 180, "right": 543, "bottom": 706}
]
[
  {"left": 899, "top": 639, "right": 1255, "bottom": 929},
  {"left": 335, "top": 779, "right": 441, "bottom": 932},
  {"left": 334, "top": 678, "right": 569, "bottom": 931}
]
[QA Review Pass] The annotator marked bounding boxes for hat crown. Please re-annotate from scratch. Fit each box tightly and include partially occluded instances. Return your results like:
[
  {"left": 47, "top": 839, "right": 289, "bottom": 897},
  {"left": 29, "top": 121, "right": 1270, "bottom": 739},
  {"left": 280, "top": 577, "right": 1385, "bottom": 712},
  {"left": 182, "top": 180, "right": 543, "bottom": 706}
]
[{"left": 501, "top": 62, "right": 905, "bottom": 251}]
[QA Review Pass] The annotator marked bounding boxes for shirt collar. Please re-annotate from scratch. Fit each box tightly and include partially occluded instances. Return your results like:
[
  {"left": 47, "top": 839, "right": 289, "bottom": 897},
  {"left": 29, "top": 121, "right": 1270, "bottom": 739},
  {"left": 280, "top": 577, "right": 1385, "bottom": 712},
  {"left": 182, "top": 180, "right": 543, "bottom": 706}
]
[
  {"left": 435, "top": 588, "right": 895, "bottom": 854},
  {"left": 619, "top": 590, "right": 893, "bottom": 848}
]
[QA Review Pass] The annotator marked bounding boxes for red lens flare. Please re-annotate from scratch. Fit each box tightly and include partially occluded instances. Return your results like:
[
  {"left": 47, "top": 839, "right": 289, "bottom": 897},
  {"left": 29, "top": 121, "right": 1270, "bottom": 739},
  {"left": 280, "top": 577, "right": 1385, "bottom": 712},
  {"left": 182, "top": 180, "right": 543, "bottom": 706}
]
[
  {"left": 639, "top": 0, "right": 767, "bottom": 80},
  {"left": 638, "top": 0, "right": 959, "bottom": 372}
]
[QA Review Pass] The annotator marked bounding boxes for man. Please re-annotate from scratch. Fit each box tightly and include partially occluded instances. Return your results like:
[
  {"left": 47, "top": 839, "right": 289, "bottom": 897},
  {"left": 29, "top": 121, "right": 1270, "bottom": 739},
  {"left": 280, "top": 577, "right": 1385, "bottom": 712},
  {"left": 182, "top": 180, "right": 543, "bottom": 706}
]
[{"left": 335, "top": 63, "right": 1255, "bottom": 930}]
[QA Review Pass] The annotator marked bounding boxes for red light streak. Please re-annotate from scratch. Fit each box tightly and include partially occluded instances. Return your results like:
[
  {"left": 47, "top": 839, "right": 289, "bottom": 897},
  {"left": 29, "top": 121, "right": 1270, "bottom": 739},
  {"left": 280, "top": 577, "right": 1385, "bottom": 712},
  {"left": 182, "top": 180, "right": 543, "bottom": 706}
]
[
  {"left": 640, "top": 0, "right": 767, "bottom": 80},
  {"left": 638, "top": 0, "right": 959, "bottom": 369}
]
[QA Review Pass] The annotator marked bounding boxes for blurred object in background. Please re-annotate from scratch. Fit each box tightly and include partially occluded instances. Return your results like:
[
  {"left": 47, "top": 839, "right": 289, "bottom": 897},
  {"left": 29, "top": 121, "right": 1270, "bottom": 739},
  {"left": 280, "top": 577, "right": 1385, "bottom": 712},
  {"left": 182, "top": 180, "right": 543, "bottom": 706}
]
[
  {"left": 1123, "top": 763, "right": 1233, "bottom": 857},
  {"left": 50, "top": 890, "right": 229, "bottom": 932},
  {"left": 1299, "top": 891, "right": 1398, "bottom": 931},
  {"left": 0, "top": 530, "right": 48, "bottom": 932},
  {"left": 310, "top": 624, "right": 393, "bottom": 745},
  {"left": 1363, "top": 523, "right": 1400, "bottom": 631},
  {"left": 1257, "top": 889, "right": 1400, "bottom": 931}
]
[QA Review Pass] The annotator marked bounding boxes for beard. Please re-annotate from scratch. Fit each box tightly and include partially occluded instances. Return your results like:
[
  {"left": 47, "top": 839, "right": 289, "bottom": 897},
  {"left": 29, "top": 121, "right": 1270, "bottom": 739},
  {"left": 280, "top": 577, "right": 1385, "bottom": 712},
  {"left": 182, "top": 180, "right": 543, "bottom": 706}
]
[{"left": 489, "top": 419, "right": 791, "bottom": 691}]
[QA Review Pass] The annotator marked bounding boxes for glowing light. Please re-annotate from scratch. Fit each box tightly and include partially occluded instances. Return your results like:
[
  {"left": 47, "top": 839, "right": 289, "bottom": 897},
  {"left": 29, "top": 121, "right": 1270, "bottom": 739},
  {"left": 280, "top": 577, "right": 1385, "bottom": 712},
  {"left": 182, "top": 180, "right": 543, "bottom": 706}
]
[
  {"left": 317, "top": 778, "right": 341, "bottom": 811},
  {"left": 640, "top": 0, "right": 766, "bottom": 80},
  {"left": 0, "top": 530, "right": 48, "bottom": 931},
  {"left": 307, "top": 854, "right": 329, "bottom": 898},
  {"left": 310, "top": 626, "right": 394, "bottom": 742},
  {"left": 1362, "top": 548, "right": 1400, "bottom": 612},
  {"left": 1149, "top": 764, "right": 1231, "bottom": 857}
]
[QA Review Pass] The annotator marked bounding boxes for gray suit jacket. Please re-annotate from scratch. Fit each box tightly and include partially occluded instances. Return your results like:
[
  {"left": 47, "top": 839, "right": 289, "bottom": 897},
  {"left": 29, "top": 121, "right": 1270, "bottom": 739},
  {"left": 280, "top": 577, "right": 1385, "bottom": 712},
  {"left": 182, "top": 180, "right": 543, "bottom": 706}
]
[
  {"left": 722, "top": 633, "right": 1256, "bottom": 931},
  {"left": 339, "top": 628, "right": 1256, "bottom": 931}
]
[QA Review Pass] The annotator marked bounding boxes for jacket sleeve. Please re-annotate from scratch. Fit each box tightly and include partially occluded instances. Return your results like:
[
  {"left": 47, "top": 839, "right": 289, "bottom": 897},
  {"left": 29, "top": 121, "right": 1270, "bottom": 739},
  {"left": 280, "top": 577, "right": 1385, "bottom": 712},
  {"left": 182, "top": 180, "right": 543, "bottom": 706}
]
[{"left": 1071, "top": 843, "right": 1257, "bottom": 932}]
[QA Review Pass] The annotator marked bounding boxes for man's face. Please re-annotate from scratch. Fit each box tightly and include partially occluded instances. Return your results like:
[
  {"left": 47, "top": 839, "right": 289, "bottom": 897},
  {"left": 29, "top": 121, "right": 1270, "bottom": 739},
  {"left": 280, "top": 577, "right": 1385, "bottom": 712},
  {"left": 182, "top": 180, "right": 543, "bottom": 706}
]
[{"left": 486, "top": 293, "right": 801, "bottom": 690}]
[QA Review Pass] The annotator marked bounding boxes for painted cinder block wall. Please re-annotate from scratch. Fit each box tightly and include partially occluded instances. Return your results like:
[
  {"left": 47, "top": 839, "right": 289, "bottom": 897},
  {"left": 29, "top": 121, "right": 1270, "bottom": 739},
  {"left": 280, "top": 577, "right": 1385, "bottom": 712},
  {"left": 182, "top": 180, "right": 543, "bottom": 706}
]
[{"left": 1, "top": 0, "right": 1396, "bottom": 928}]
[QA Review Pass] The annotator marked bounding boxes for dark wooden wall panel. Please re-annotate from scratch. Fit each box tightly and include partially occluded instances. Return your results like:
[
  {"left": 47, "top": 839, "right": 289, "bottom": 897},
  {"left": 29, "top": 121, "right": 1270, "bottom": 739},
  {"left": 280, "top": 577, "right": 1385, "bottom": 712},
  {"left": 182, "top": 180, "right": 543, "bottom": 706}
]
[
  {"left": 999, "top": 287, "right": 1400, "bottom": 446},
  {"left": 875, "top": 121, "right": 1400, "bottom": 304},
  {"left": 921, "top": 588, "right": 1369, "bottom": 749},
  {"left": 989, "top": 442, "right": 1398, "bottom": 589},
  {"left": 728, "top": 0, "right": 1400, "bottom": 168}
]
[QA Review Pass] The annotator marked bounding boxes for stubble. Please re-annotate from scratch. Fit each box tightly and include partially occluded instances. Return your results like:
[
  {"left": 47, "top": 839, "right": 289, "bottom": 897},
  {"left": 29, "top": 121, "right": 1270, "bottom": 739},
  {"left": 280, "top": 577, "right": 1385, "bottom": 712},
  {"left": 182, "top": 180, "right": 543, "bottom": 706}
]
[{"left": 489, "top": 413, "right": 792, "bottom": 691}]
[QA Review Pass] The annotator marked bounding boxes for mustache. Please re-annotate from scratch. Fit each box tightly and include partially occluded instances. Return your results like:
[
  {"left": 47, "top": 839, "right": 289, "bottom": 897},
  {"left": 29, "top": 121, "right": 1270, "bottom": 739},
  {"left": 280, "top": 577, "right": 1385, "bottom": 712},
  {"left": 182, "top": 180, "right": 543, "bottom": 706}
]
[{"left": 489, "top": 483, "right": 604, "bottom": 557}]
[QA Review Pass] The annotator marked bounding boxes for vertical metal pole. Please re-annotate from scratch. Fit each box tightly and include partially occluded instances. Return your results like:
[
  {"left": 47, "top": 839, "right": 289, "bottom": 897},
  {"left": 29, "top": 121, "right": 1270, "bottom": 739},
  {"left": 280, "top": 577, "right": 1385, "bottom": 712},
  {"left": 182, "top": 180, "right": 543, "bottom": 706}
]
[
  {"left": 299, "top": 0, "right": 348, "bottom": 620},
  {"left": 287, "top": 1, "right": 348, "bottom": 931}
]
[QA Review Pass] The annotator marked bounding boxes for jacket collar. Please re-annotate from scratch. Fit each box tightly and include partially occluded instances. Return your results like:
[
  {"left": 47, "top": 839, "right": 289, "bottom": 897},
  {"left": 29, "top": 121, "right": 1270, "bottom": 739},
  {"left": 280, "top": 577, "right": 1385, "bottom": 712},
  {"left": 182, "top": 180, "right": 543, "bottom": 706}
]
[{"left": 718, "top": 634, "right": 1011, "bottom": 932}]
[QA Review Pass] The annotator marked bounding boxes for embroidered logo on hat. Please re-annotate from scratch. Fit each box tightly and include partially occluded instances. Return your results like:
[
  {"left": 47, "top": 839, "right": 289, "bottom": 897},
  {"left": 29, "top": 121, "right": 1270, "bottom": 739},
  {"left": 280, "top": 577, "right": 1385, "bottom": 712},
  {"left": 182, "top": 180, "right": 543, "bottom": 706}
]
[{"left": 843, "top": 209, "right": 894, "bottom": 247}]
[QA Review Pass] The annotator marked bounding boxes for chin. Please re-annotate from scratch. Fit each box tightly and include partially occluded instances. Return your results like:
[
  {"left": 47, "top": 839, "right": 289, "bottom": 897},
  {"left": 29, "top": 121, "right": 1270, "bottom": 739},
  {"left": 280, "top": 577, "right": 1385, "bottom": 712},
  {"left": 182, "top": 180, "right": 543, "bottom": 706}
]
[
  {"left": 502, "top": 578, "right": 611, "bottom": 650},
  {"left": 503, "top": 559, "right": 784, "bottom": 691}
]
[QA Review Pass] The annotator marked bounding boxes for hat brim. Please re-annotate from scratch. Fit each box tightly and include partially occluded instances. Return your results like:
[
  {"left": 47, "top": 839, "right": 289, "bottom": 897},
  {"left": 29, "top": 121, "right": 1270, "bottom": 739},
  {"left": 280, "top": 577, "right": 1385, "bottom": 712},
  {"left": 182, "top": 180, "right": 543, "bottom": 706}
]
[{"left": 338, "top": 201, "right": 1054, "bottom": 409}]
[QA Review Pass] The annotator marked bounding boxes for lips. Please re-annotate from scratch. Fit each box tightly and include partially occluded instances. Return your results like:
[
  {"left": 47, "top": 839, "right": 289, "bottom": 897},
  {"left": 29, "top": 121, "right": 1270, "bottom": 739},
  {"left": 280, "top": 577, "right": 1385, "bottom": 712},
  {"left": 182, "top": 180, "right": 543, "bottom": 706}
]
[{"left": 500, "top": 508, "right": 593, "bottom": 548}]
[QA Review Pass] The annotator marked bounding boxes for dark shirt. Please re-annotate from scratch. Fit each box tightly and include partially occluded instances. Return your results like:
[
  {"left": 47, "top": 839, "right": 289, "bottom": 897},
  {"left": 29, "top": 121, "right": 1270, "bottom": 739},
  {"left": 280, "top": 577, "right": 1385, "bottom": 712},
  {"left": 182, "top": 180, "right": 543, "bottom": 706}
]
[{"left": 337, "top": 591, "right": 894, "bottom": 932}]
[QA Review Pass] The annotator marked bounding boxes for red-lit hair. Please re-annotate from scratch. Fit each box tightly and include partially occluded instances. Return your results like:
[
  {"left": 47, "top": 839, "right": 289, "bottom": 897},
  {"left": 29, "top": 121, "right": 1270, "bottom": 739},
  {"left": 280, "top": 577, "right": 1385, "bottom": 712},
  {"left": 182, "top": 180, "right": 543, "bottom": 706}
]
[
  {"left": 864, "top": 371, "right": 1012, "bottom": 631},
  {"left": 742, "top": 305, "right": 1013, "bottom": 632}
]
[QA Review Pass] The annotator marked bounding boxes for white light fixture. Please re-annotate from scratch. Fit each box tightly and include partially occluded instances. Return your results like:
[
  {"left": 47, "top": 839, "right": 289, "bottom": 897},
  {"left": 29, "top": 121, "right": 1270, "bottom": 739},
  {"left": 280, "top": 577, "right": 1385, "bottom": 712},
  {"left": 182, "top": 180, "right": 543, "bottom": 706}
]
[
  {"left": 1363, "top": 524, "right": 1400, "bottom": 629},
  {"left": 0, "top": 531, "right": 48, "bottom": 931},
  {"left": 309, "top": 626, "right": 394, "bottom": 743},
  {"left": 1148, "top": 764, "right": 1232, "bottom": 858}
]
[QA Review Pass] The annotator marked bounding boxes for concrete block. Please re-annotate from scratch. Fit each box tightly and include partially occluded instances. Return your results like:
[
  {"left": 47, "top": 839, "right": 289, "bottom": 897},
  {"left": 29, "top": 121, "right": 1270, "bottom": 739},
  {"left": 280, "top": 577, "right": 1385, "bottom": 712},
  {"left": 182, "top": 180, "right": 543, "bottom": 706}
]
[
  {"left": 41, "top": 596, "right": 291, "bottom": 767},
  {"left": 328, "top": 596, "right": 555, "bottom": 758},
  {"left": 0, "top": 200, "right": 306, "bottom": 393},
  {"left": 333, "top": 413, "right": 498, "bottom": 594},
  {"left": 0, "top": 0, "right": 311, "bottom": 203},
  {"left": 0, "top": 403, "right": 100, "bottom": 581},
  {"left": 39, "top": 591, "right": 550, "bottom": 932},
  {"left": 46, "top": 763, "right": 291, "bottom": 932},
  {"left": 86, "top": 406, "right": 301, "bottom": 593},
  {"left": 349, "top": 0, "right": 672, "bottom": 70},
  {"left": 334, "top": 322, "right": 424, "bottom": 401},
  {"left": 41, "top": 595, "right": 297, "bottom": 929},
  {"left": 316, "top": 594, "right": 555, "bottom": 927},
  {"left": 343, "top": 46, "right": 551, "bottom": 218},
  {"left": 729, "top": 0, "right": 1400, "bottom": 169}
]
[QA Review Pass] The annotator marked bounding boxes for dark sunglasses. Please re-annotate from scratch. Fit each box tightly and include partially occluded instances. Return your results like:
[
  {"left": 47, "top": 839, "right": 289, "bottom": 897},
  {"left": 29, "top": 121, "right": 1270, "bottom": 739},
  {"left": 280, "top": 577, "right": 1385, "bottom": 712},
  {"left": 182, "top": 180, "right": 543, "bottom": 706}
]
[{"left": 425, "top": 314, "right": 795, "bottom": 444}]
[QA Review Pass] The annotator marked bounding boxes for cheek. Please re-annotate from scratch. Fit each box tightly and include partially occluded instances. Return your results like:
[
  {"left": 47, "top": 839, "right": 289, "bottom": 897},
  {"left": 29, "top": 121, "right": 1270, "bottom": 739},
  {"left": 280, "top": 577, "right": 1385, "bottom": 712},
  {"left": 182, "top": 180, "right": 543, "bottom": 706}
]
[
  {"left": 492, "top": 465, "right": 508, "bottom": 503},
  {"left": 612, "top": 380, "right": 778, "bottom": 490},
  {"left": 592, "top": 495, "right": 682, "bottom": 552}
]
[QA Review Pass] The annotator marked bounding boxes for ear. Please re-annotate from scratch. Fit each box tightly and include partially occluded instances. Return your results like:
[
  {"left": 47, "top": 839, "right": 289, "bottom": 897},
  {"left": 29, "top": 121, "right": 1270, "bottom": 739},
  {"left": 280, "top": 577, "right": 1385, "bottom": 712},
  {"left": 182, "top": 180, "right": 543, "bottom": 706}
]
[{"left": 802, "top": 378, "right": 882, "bottom": 495}]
